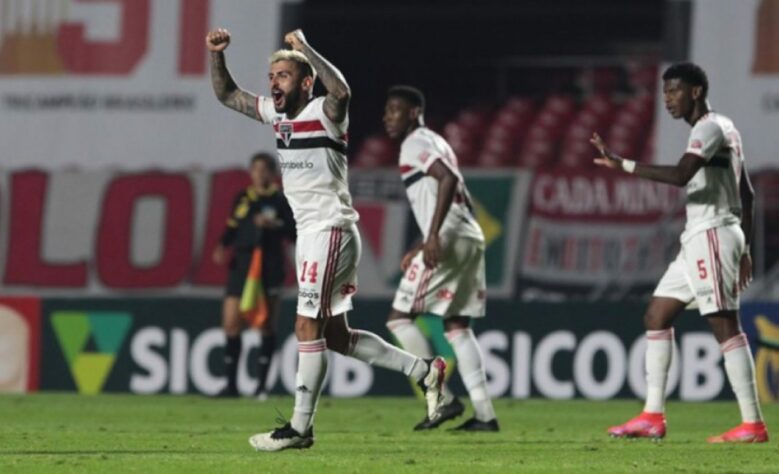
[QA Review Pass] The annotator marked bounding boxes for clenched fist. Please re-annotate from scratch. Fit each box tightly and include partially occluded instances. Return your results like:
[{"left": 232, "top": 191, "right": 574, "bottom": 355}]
[
  {"left": 206, "top": 28, "right": 231, "bottom": 52},
  {"left": 284, "top": 29, "right": 308, "bottom": 51}
]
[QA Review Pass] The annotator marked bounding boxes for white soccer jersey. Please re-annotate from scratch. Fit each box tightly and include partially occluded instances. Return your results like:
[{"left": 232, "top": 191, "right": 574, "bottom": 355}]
[
  {"left": 682, "top": 112, "right": 743, "bottom": 241},
  {"left": 399, "top": 127, "right": 483, "bottom": 243},
  {"left": 256, "top": 96, "right": 358, "bottom": 234}
]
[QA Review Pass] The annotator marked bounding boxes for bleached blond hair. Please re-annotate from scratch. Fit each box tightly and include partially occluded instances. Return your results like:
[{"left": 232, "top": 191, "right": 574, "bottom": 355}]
[{"left": 268, "top": 50, "right": 316, "bottom": 81}]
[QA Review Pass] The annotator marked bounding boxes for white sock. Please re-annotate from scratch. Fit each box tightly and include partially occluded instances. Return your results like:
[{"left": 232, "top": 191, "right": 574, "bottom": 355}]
[
  {"left": 387, "top": 319, "right": 454, "bottom": 403},
  {"left": 644, "top": 329, "right": 673, "bottom": 414},
  {"left": 349, "top": 329, "right": 427, "bottom": 381},
  {"left": 721, "top": 333, "right": 763, "bottom": 423},
  {"left": 446, "top": 328, "right": 495, "bottom": 422},
  {"left": 290, "top": 339, "right": 327, "bottom": 434}
]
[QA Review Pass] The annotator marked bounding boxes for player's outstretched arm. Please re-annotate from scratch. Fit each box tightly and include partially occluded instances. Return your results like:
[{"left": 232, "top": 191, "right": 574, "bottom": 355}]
[
  {"left": 738, "top": 163, "right": 755, "bottom": 292},
  {"left": 206, "top": 29, "right": 260, "bottom": 121},
  {"left": 590, "top": 133, "right": 702, "bottom": 187},
  {"left": 284, "top": 29, "right": 351, "bottom": 124},
  {"left": 421, "top": 161, "right": 458, "bottom": 268}
]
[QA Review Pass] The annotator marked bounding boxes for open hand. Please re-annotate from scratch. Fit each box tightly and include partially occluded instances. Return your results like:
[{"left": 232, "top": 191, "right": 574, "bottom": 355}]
[
  {"left": 400, "top": 249, "right": 419, "bottom": 272},
  {"left": 422, "top": 236, "right": 441, "bottom": 269},
  {"left": 590, "top": 133, "right": 620, "bottom": 169}
]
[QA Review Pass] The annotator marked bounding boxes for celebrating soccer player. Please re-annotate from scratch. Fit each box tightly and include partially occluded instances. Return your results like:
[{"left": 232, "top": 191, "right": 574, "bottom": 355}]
[
  {"left": 591, "top": 63, "right": 768, "bottom": 443},
  {"left": 382, "top": 86, "right": 498, "bottom": 431},
  {"left": 212, "top": 152, "right": 295, "bottom": 400},
  {"left": 207, "top": 28, "right": 447, "bottom": 452}
]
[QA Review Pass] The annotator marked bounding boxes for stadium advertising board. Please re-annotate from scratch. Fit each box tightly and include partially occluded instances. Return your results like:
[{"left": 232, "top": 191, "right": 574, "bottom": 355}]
[
  {"left": 37, "top": 298, "right": 762, "bottom": 401},
  {"left": 0, "top": 169, "right": 526, "bottom": 298},
  {"left": 0, "top": 0, "right": 286, "bottom": 170},
  {"left": 741, "top": 303, "right": 779, "bottom": 402},
  {"left": 656, "top": 0, "right": 779, "bottom": 169},
  {"left": 519, "top": 168, "right": 686, "bottom": 297},
  {"left": 0, "top": 297, "right": 41, "bottom": 393}
]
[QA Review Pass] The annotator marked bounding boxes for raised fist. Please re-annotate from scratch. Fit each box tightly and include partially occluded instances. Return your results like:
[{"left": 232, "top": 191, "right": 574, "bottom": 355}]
[
  {"left": 284, "top": 29, "right": 307, "bottom": 51},
  {"left": 206, "top": 28, "right": 231, "bottom": 52}
]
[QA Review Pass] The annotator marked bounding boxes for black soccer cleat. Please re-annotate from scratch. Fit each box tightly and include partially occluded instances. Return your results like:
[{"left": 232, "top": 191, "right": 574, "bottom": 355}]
[
  {"left": 415, "top": 357, "right": 447, "bottom": 424},
  {"left": 414, "top": 397, "right": 466, "bottom": 431},
  {"left": 249, "top": 423, "right": 315, "bottom": 452},
  {"left": 451, "top": 417, "right": 500, "bottom": 432}
]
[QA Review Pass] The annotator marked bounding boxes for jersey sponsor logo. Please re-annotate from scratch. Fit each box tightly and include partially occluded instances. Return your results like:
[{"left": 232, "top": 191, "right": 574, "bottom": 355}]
[
  {"left": 477, "top": 289, "right": 487, "bottom": 300},
  {"left": 690, "top": 139, "right": 703, "bottom": 150},
  {"left": 280, "top": 161, "right": 314, "bottom": 170},
  {"left": 279, "top": 123, "right": 294, "bottom": 147},
  {"left": 340, "top": 283, "right": 357, "bottom": 296}
]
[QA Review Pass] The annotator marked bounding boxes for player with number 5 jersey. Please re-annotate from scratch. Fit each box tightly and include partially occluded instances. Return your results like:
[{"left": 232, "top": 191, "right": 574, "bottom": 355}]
[
  {"left": 591, "top": 62, "right": 768, "bottom": 443},
  {"left": 207, "top": 28, "right": 447, "bottom": 453}
]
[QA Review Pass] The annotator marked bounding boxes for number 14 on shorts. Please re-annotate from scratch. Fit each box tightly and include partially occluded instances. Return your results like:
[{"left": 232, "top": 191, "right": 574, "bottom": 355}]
[{"left": 300, "top": 261, "right": 319, "bottom": 283}]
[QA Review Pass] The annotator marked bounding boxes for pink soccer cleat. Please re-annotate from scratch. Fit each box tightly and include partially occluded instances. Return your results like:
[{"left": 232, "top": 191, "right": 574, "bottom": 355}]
[
  {"left": 707, "top": 422, "right": 769, "bottom": 444},
  {"left": 607, "top": 412, "right": 666, "bottom": 440}
]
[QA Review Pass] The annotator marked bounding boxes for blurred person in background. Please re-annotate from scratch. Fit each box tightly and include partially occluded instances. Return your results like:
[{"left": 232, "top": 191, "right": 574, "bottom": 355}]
[
  {"left": 213, "top": 152, "right": 295, "bottom": 400},
  {"left": 383, "top": 85, "right": 499, "bottom": 432}
]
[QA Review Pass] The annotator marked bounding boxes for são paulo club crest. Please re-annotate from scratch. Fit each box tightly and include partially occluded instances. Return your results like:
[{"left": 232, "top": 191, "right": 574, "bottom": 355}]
[{"left": 279, "top": 123, "right": 293, "bottom": 147}]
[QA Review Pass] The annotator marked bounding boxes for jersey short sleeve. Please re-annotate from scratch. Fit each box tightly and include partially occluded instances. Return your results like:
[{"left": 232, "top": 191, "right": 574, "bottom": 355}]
[
  {"left": 316, "top": 97, "right": 349, "bottom": 138},
  {"left": 255, "top": 96, "right": 276, "bottom": 124},
  {"left": 402, "top": 135, "right": 444, "bottom": 174},
  {"left": 686, "top": 119, "right": 724, "bottom": 160}
]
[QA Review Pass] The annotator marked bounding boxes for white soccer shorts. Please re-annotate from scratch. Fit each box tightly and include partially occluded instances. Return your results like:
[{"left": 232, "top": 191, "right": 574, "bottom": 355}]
[
  {"left": 654, "top": 223, "right": 744, "bottom": 315},
  {"left": 295, "top": 225, "right": 360, "bottom": 318},
  {"left": 392, "top": 237, "right": 486, "bottom": 318}
]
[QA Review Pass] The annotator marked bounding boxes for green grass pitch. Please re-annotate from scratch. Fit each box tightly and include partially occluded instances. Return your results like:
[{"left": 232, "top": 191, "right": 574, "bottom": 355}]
[{"left": 0, "top": 394, "right": 777, "bottom": 473}]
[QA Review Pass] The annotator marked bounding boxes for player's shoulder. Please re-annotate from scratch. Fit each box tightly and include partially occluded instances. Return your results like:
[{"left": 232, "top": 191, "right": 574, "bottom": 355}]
[
  {"left": 691, "top": 112, "right": 728, "bottom": 137},
  {"left": 401, "top": 127, "right": 441, "bottom": 152},
  {"left": 307, "top": 96, "right": 348, "bottom": 133}
]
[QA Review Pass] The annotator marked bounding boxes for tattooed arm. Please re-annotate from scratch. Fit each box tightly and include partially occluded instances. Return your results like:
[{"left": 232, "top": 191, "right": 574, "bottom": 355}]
[
  {"left": 206, "top": 28, "right": 260, "bottom": 121},
  {"left": 284, "top": 29, "right": 351, "bottom": 124}
]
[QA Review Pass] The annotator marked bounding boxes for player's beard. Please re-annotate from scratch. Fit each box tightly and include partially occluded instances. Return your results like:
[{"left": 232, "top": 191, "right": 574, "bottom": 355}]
[{"left": 278, "top": 88, "right": 303, "bottom": 115}]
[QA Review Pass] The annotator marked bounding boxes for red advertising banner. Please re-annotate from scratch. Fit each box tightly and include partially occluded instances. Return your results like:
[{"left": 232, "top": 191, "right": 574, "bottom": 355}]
[{"left": 520, "top": 169, "right": 686, "bottom": 291}]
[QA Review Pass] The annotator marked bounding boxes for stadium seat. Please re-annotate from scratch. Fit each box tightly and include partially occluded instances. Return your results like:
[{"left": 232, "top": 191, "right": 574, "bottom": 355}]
[{"left": 352, "top": 135, "right": 397, "bottom": 168}]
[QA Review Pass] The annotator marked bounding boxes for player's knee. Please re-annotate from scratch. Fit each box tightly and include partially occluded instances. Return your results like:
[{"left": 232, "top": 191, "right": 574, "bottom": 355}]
[
  {"left": 386, "top": 310, "right": 413, "bottom": 329},
  {"left": 706, "top": 311, "right": 741, "bottom": 343},
  {"left": 324, "top": 321, "right": 351, "bottom": 354},
  {"left": 643, "top": 307, "right": 677, "bottom": 331},
  {"left": 295, "top": 316, "right": 322, "bottom": 341},
  {"left": 444, "top": 316, "right": 470, "bottom": 332},
  {"left": 642, "top": 310, "right": 663, "bottom": 330}
]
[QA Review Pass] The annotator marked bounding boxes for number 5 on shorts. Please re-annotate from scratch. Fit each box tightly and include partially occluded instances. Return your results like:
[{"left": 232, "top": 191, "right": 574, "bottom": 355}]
[
  {"left": 301, "top": 261, "right": 319, "bottom": 283},
  {"left": 697, "top": 259, "right": 707, "bottom": 280}
]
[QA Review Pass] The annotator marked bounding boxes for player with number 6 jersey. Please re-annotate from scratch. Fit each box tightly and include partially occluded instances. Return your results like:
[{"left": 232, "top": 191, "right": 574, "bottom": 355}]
[
  {"left": 207, "top": 28, "right": 447, "bottom": 453},
  {"left": 591, "top": 62, "right": 768, "bottom": 443},
  {"left": 383, "top": 86, "right": 498, "bottom": 432}
]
